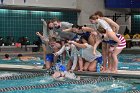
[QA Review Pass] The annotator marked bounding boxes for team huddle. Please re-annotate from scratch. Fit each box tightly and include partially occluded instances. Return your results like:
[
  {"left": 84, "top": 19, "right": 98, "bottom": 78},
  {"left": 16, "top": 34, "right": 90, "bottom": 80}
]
[{"left": 36, "top": 11, "right": 126, "bottom": 76}]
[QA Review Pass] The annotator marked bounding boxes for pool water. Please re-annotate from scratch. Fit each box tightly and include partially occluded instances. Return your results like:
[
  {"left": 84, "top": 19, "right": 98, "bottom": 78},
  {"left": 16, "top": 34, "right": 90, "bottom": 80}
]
[
  {"left": 118, "top": 54, "right": 140, "bottom": 70},
  {"left": 0, "top": 71, "right": 140, "bottom": 93},
  {"left": 0, "top": 58, "right": 44, "bottom": 66},
  {"left": 0, "top": 54, "right": 140, "bottom": 70}
]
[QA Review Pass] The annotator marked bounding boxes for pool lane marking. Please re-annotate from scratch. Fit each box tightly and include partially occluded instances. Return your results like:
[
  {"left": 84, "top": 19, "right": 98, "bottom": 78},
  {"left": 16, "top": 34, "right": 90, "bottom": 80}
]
[{"left": 0, "top": 77, "right": 114, "bottom": 92}]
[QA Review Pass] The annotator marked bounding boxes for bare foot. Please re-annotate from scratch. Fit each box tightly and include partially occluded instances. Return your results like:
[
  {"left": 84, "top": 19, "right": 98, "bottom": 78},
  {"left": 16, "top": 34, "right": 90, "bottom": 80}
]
[
  {"left": 78, "top": 69, "right": 83, "bottom": 72},
  {"left": 111, "top": 70, "right": 118, "bottom": 74},
  {"left": 101, "top": 68, "right": 108, "bottom": 73}
]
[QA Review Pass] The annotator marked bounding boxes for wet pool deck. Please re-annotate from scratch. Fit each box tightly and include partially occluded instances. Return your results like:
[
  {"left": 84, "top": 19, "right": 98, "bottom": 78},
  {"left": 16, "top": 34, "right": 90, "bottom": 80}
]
[{"left": 0, "top": 64, "right": 140, "bottom": 79}]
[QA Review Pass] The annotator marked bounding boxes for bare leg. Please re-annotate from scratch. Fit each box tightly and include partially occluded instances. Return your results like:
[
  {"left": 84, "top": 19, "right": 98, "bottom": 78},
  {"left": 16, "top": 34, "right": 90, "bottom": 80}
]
[
  {"left": 108, "top": 52, "right": 113, "bottom": 71},
  {"left": 67, "top": 59, "right": 72, "bottom": 71},
  {"left": 108, "top": 45, "right": 113, "bottom": 71},
  {"left": 102, "top": 42, "right": 108, "bottom": 72},
  {"left": 83, "top": 62, "right": 90, "bottom": 71},
  {"left": 88, "top": 34, "right": 95, "bottom": 47},
  {"left": 78, "top": 57, "right": 83, "bottom": 71},
  {"left": 61, "top": 41, "right": 66, "bottom": 64},
  {"left": 45, "top": 61, "right": 52, "bottom": 70},
  {"left": 111, "top": 48, "right": 123, "bottom": 73},
  {"left": 36, "top": 32, "right": 49, "bottom": 43},
  {"left": 88, "top": 61, "right": 96, "bottom": 72}
]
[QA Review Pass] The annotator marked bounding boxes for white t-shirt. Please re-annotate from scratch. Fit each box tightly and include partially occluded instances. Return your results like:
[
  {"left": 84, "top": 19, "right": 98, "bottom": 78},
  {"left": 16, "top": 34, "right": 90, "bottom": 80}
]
[
  {"left": 97, "top": 19, "right": 113, "bottom": 32},
  {"left": 56, "top": 44, "right": 79, "bottom": 70},
  {"left": 80, "top": 43, "right": 101, "bottom": 62}
]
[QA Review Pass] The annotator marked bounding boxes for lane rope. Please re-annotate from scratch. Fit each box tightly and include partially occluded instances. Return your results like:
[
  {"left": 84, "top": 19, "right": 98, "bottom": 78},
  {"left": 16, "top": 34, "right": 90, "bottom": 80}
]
[{"left": 0, "top": 77, "right": 114, "bottom": 92}]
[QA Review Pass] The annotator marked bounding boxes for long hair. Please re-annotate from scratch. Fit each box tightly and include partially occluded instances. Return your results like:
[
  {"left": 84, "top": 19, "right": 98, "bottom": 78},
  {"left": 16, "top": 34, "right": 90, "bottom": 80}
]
[
  {"left": 72, "top": 24, "right": 82, "bottom": 29},
  {"left": 89, "top": 14, "right": 98, "bottom": 20},
  {"left": 94, "top": 11, "right": 104, "bottom": 17},
  {"left": 46, "top": 20, "right": 53, "bottom": 31},
  {"left": 97, "top": 25, "right": 106, "bottom": 33}
]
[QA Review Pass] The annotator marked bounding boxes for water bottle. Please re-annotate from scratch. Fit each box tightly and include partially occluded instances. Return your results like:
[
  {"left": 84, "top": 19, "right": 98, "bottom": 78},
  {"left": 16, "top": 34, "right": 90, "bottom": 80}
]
[
  {"left": 96, "top": 63, "right": 100, "bottom": 72},
  {"left": 2, "top": 43, "right": 4, "bottom": 46},
  {"left": 55, "top": 63, "right": 60, "bottom": 71}
]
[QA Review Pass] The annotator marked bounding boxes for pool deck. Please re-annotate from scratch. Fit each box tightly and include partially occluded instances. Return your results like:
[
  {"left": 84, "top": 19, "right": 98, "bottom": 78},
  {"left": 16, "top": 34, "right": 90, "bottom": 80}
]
[{"left": 0, "top": 64, "right": 140, "bottom": 79}]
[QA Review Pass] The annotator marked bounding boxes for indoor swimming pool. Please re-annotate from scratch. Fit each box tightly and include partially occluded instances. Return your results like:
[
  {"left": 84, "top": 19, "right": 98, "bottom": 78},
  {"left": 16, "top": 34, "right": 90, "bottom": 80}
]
[{"left": 0, "top": 71, "right": 140, "bottom": 93}]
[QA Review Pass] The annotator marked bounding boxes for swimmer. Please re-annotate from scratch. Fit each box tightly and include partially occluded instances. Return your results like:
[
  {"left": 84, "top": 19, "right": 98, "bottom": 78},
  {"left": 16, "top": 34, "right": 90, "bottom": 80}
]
[
  {"left": 132, "top": 58, "right": 140, "bottom": 62},
  {"left": 17, "top": 54, "right": 39, "bottom": 61},
  {"left": 52, "top": 71, "right": 80, "bottom": 81},
  {"left": 2, "top": 54, "right": 11, "bottom": 60}
]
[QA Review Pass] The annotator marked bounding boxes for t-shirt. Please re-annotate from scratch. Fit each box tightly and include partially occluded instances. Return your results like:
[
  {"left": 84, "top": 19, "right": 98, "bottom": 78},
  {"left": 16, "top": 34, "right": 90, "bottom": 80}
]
[
  {"left": 80, "top": 43, "right": 101, "bottom": 62},
  {"left": 97, "top": 19, "right": 113, "bottom": 32},
  {"left": 54, "top": 22, "right": 76, "bottom": 40},
  {"left": 42, "top": 44, "right": 54, "bottom": 54}
]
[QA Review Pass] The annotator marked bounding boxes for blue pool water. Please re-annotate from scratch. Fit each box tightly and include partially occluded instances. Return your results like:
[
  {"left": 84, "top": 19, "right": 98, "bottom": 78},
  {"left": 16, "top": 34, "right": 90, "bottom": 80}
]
[
  {"left": 0, "top": 58, "right": 44, "bottom": 66},
  {"left": 118, "top": 54, "right": 140, "bottom": 70},
  {"left": 0, "top": 71, "right": 140, "bottom": 93},
  {"left": 0, "top": 54, "right": 140, "bottom": 70}
]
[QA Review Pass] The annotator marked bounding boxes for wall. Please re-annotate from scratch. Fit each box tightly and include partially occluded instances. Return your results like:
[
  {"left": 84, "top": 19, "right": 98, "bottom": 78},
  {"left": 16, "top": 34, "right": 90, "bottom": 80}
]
[
  {"left": 77, "top": 0, "right": 105, "bottom": 25},
  {"left": 1, "top": 0, "right": 132, "bottom": 36},
  {"left": 105, "top": 9, "right": 131, "bottom": 34},
  {"left": 2, "top": 0, "right": 77, "bottom": 9},
  {"left": 76, "top": 0, "right": 131, "bottom": 34},
  {"left": 131, "top": 14, "right": 140, "bottom": 34},
  {"left": 0, "top": 9, "right": 78, "bottom": 43}
]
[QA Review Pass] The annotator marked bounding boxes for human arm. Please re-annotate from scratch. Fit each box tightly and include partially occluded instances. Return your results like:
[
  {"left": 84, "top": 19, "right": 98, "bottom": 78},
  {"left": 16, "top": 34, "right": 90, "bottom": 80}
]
[
  {"left": 62, "top": 28, "right": 72, "bottom": 32},
  {"left": 82, "top": 27, "right": 95, "bottom": 33},
  {"left": 41, "top": 19, "right": 47, "bottom": 26},
  {"left": 61, "top": 22, "right": 73, "bottom": 29},
  {"left": 36, "top": 32, "right": 49, "bottom": 44},
  {"left": 54, "top": 45, "right": 65, "bottom": 56},
  {"left": 105, "top": 18, "right": 120, "bottom": 33},
  {"left": 91, "top": 31, "right": 102, "bottom": 55},
  {"left": 42, "top": 44, "right": 47, "bottom": 63},
  {"left": 70, "top": 55, "right": 78, "bottom": 71},
  {"left": 93, "top": 39, "right": 102, "bottom": 55},
  {"left": 68, "top": 41, "right": 87, "bottom": 48},
  {"left": 107, "top": 31, "right": 121, "bottom": 46}
]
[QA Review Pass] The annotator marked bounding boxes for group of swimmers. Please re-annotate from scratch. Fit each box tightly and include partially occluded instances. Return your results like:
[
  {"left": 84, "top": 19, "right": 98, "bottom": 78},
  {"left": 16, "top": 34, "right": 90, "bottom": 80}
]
[
  {"left": 35, "top": 11, "right": 128, "bottom": 76},
  {"left": 2, "top": 54, "right": 40, "bottom": 61}
]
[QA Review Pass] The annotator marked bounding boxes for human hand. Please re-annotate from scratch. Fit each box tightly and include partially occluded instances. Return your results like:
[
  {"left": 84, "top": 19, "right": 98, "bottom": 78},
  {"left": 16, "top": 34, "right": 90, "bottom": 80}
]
[
  {"left": 91, "top": 31, "right": 97, "bottom": 36},
  {"left": 68, "top": 41, "right": 75, "bottom": 44},
  {"left": 53, "top": 52, "right": 58, "bottom": 56},
  {"left": 93, "top": 51, "right": 96, "bottom": 55},
  {"left": 36, "top": 32, "right": 40, "bottom": 36},
  {"left": 69, "top": 69, "right": 74, "bottom": 73},
  {"left": 41, "top": 19, "right": 45, "bottom": 22}
]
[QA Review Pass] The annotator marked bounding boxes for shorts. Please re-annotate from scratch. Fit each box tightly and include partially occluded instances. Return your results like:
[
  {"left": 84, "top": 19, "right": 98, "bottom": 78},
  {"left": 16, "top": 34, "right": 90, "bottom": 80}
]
[
  {"left": 72, "top": 35, "right": 79, "bottom": 41},
  {"left": 46, "top": 54, "right": 54, "bottom": 62},
  {"left": 95, "top": 56, "right": 103, "bottom": 64}
]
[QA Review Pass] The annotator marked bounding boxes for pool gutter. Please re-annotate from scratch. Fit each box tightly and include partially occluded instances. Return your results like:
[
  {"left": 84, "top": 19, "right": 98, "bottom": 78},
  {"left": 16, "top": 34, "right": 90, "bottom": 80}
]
[{"left": 0, "top": 64, "right": 140, "bottom": 79}]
